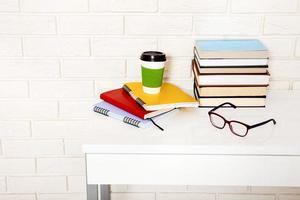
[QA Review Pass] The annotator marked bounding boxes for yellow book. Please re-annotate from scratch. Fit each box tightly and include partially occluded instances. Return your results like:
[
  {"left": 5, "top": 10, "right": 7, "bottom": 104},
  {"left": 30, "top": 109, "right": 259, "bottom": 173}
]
[{"left": 123, "top": 82, "right": 199, "bottom": 111}]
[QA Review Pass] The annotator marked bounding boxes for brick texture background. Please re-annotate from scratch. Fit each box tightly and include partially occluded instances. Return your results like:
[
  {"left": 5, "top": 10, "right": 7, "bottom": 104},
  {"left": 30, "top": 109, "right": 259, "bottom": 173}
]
[{"left": 0, "top": 0, "right": 300, "bottom": 199}]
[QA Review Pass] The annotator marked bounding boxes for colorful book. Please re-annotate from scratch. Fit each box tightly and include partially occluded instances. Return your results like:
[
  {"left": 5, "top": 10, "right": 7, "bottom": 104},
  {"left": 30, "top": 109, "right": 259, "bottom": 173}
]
[
  {"left": 193, "top": 85, "right": 265, "bottom": 107},
  {"left": 195, "top": 56, "right": 268, "bottom": 67},
  {"left": 195, "top": 86, "right": 267, "bottom": 97},
  {"left": 123, "top": 82, "right": 198, "bottom": 111},
  {"left": 195, "top": 39, "right": 268, "bottom": 59},
  {"left": 192, "top": 61, "right": 270, "bottom": 86},
  {"left": 93, "top": 101, "right": 152, "bottom": 129},
  {"left": 197, "top": 97, "right": 266, "bottom": 107},
  {"left": 193, "top": 57, "right": 268, "bottom": 74},
  {"left": 100, "top": 88, "right": 174, "bottom": 119}
]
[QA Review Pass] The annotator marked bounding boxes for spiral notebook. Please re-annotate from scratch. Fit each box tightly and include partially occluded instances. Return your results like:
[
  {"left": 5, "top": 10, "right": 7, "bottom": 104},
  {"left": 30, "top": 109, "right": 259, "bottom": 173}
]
[{"left": 93, "top": 101, "right": 153, "bottom": 129}]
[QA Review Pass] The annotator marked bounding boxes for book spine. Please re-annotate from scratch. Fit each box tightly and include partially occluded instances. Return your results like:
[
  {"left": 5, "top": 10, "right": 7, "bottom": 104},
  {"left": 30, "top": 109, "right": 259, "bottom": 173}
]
[
  {"left": 198, "top": 105, "right": 266, "bottom": 108},
  {"left": 198, "top": 95, "right": 266, "bottom": 98},
  {"left": 199, "top": 65, "right": 268, "bottom": 69},
  {"left": 193, "top": 80, "right": 200, "bottom": 100}
]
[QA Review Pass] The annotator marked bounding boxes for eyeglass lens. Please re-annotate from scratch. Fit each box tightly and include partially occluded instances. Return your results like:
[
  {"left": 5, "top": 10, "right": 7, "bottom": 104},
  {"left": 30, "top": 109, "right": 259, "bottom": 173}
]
[
  {"left": 209, "top": 113, "right": 248, "bottom": 136},
  {"left": 209, "top": 113, "right": 225, "bottom": 129},
  {"left": 229, "top": 121, "right": 248, "bottom": 136}
]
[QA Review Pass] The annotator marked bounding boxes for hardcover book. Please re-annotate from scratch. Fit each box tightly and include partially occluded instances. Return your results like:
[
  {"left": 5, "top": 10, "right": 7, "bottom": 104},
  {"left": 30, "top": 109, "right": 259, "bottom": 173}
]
[
  {"left": 100, "top": 88, "right": 173, "bottom": 119},
  {"left": 197, "top": 97, "right": 266, "bottom": 107},
  {"left": 193, "top": 85, "right": 266, "bottom": 107},
  {"left": 192, "top": 61, "right": 270, "bottom": 86},
  {"left": 123, "top": 82, "right": 198, "bottom": 111},
  {"left": 195, "top": 39, "right": 268, "bottom": 59},
  {"left": 195, "top": 85, "right": 267, "bottom": 97},
  {"left": 194, "top": 54, "right": 268, "bottom": 74}
]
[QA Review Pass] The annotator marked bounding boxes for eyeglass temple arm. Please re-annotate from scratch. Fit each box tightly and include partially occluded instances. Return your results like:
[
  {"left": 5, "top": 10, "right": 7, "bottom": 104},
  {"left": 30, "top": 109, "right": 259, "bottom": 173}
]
[
  {"left": 249, "top": 119, "right": 276, "bottom": 129},
  {"left": 209, "top": 102, "right": 237, "bottom": 112}
]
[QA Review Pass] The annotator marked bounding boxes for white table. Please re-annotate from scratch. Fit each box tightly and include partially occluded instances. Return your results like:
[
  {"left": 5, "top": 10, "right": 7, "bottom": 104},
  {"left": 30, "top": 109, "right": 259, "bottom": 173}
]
[{"left": 82, "top": 91, "right": 300, "bottom": 200}]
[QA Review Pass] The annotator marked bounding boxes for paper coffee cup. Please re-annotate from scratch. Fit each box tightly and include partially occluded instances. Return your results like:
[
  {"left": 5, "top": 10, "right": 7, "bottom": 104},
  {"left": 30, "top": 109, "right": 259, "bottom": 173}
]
[{"left": 140, "top": 51, "right": 166, "bottom": 94}]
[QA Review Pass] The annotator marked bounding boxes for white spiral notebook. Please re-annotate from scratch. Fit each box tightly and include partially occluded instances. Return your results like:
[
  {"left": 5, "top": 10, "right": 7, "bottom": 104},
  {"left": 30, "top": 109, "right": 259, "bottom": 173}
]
[{"left": 93, "top": 101, "right": 166, "bottom": 130}]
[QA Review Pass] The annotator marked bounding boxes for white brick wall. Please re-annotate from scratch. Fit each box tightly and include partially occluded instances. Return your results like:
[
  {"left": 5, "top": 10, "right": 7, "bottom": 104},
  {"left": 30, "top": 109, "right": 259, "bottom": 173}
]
[
  {"left": 194, "top": 16, "right": 262, "bottom": 35},
  {"left": 38, "top": 193, "right": 86, "bottom": 200},
  {"left": 30, "top": 80, "right": 94, "bottom": 98},
  {"left": 23, "top": 37, "right": 90, "bottom": 57},
  {"left": 158, "top": 192, "right": 215, "bottom": 200},
  {"left": 0, "top": 0, "right": 19, "bottom": 12},
  {"left": 37, "top": 157, "right": 85, "bottom": 175},
  {"left": 0, "top": 159, "right": 35, "bottom": 174},
  {"left": 293, "top": 81, "right": 300, "bottom": 89},
  {"left": 0, "top": 121, "right": 31, "bottom": 138},
  {"left": 125, "top": 16, "right": 193, "bottom": 35},
  {"left": 7, "top": 176, "right": 67, "bottom": 193},
  {"left": 218, "top": 194, "right": 275, "bottom": 200},
  {"left": 3, "top": 140, "right": 64, "bottom": 157},
  {"left": 264, "top": 16, "right": 300, "bottom": 35},
  {"left": 0, "top": 177, "right": 6, "bottom": 192},
  {"left": 278, "top": 194, "right": 300, "bottom": 200},
  {"left": 0, "top": 101, "right": 58, "bottom": 119},
  {"left": 58, "top": 16, "right": 123, "bottom": 35},
  {"left": 62, "top": 59, "right": 125, "bottom": 77},
  {"left": 296, "top": 38, "right": 300, "bottom": 56},
  {"left": 0, "top": 59, "right": 60, "bottom": 78},
  {"left": 0, "top": 0, "right": 300, "bottom": 199},
  {"left": 0, "top": 194, "right": 36, "bottom": 200},
  {"left": 0, "top": 38, "right": 22, "bottom": 56},
  {"left": 67, "top": 176, "right": 86, "bottom": 192},
  {"left": 0, "top": 16, "right": 56, "bottom": 34},
  {"left": 59, "top": 100, "right": 95, "bottom": 119},
  {"left": 90, "top": 0, "right": 157, "bottom": 12},
  {"left": 20, "top": 0, "right": 89, "bottom": 12},
  {"left": 111, "top": 193, "right": 155, "bottom": 200},
  {"left": 32, "top": 120, "right": 103, "bottom": 138},
  {"left": 92, "top": 37, "right": 157, "bottom": 56},
  {"left": 231, "top": 0, "right": 298, "bottom": 13},
  {"left": 159, "top": 0, "right": 227, "bottom": 13},
  {"left": 158, "top": 38, "right": 194, "bottom": 57},
  {"left": 0, "top": 81, "right": 28, "bottom": 98}
]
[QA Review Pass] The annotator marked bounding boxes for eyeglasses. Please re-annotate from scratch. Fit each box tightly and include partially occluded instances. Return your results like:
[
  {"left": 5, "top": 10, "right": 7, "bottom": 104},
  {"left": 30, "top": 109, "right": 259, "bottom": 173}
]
[{"left": 208, "top": 102, "right": 276, "bottom": 137}]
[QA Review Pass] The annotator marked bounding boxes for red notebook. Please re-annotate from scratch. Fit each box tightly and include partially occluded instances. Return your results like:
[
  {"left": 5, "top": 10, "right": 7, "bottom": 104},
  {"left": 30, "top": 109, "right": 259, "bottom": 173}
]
[{"left": 100, "top": 88, "right": 173, "bottom": 119}]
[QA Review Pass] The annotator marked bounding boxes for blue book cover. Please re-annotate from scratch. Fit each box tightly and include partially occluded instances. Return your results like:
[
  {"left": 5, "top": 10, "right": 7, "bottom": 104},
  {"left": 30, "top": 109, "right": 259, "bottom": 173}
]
[
  {"left": 195, "top": 39, "right": 267, "bottom": 52},
  {"left": 93, "top": 101, "right": 151, "bottom": 128}
]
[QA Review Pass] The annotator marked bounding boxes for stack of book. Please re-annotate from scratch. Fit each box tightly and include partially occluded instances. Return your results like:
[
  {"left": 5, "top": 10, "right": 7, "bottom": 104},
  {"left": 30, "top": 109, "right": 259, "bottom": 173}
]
[
  {"left": 192, "top": 39, "right": 270, "bottom": 107},
  {"left": 93, "top": 82, "right": 198, "bottom": 129}
]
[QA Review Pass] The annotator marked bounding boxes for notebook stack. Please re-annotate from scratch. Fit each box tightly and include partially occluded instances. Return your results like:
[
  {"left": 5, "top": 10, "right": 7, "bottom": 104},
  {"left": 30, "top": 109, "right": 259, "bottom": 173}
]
[
  {"left": 192, "top": 39, "right": 270, "bottom": 107},
  {"left": 93, "top": 82, "right": 198, "bottom": 129}
]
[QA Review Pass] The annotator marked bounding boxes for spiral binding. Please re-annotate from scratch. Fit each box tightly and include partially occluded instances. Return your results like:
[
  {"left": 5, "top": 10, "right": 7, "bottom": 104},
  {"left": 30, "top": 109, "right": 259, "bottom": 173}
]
[
  {"left": 123, "top": 116, "right": 140, "bottom": 127},
  {"left": 93, "top": 106, "right": 109, "bottom": 116}
]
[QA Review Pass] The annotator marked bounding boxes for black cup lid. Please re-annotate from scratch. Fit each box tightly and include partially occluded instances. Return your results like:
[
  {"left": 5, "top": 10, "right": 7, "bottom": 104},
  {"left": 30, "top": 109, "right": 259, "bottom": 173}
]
[{"left": 140, "top": 51, "right": 166, "bottom": 62}]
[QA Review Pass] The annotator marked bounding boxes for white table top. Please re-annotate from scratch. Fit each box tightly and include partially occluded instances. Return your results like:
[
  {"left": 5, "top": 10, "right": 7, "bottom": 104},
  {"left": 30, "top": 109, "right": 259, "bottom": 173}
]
[{"left": 83, "top": 91, "right": 300, "bottom": 156}]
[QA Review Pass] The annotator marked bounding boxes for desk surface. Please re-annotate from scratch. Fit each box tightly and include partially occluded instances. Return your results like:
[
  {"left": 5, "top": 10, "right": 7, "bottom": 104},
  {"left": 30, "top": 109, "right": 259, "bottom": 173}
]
[{"left": 83, "top": 91, "right": 300, "bottom": 156}]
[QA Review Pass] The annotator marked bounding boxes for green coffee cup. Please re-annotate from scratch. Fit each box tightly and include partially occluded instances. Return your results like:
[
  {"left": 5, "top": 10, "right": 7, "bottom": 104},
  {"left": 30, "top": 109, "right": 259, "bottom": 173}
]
[{"left": 140, "top": 51, "right": 167, "bottom": 94}]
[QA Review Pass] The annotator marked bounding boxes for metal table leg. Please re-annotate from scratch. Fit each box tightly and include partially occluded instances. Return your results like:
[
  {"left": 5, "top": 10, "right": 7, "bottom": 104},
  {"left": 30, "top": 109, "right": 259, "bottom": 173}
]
[
  {"left": 100, "top": 185, "right": 111, "bottom": 200},
  {"left": 87, "top": 184, "right": 98, "bottom": 200},
  {"left": 87, "top": 184, "right": 111, "bottom": 200}
]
